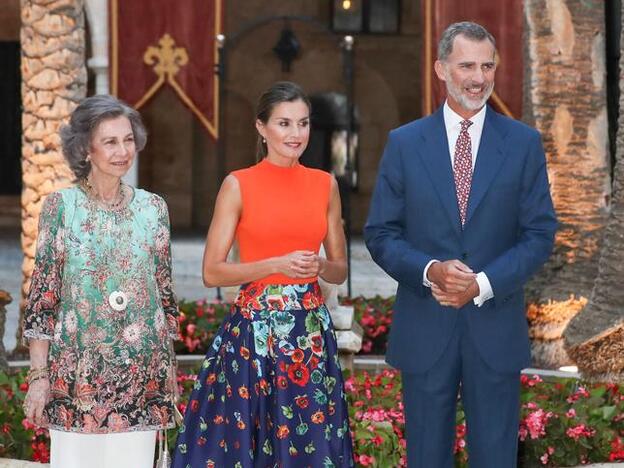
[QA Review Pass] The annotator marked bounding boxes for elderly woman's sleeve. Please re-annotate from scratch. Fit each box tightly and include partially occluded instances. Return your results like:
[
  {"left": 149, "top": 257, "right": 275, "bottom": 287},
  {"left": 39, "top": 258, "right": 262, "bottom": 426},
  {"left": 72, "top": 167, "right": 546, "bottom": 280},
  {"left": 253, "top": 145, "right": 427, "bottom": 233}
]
[
  {"left": 23, "top": 192, "right": 65, "bottom": 342},
  {"left": 154, "top": 196, "right": 180, "bottom": 339}
]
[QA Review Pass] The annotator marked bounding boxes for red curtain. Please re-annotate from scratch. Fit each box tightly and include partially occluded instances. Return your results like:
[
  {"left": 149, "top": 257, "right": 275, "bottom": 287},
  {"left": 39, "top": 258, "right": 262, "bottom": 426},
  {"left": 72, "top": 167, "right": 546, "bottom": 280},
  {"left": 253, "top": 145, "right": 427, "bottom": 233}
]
[
  {"left": 110, "top": 0, "right": 222, "bottom": 138},
  {"left": 421, "top": 0, "right": 524, "bottom": 118}
]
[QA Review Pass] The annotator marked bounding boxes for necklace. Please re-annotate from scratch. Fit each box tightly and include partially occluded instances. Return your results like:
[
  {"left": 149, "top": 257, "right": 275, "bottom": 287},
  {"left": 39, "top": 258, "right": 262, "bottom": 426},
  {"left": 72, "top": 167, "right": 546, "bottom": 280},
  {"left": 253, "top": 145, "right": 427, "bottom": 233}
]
[{"left": 81, "top": 178, "right": 125, "bottom": 210}]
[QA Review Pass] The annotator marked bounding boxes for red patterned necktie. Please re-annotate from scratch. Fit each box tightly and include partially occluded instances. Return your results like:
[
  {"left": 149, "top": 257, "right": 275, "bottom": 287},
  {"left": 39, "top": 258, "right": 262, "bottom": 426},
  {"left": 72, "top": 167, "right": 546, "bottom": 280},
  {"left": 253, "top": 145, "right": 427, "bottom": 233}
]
[{"left": 453, "top": 119, "right": 473, "bottom": 227}]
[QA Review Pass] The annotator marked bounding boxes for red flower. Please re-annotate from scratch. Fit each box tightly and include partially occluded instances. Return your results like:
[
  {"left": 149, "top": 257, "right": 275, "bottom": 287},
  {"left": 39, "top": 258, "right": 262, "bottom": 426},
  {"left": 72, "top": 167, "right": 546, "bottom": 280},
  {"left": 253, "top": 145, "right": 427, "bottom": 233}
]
[
  {"left": 302, "top": 291, "right": 320, "bottom": 309},
  {"left": 238, "top": 385, "right": 250, "bottom": 399},
  {"left": 240, "top": 346, "right": 250, "bottom": 360},
  {"left": 277, "top": 376, "right": 288, "bottom": 389},
  {"left": 310, "top": 335, "right": 323, "bottom": 354},
  {"left": 295, "top": 395, "right": 309, "bottom": 409},
  {"left": 190, "top": 400, "right": 199, "bottom": 412},
  {"left": 291, "top": 349, "right": 305, "bottom": 363},
  {"left": 288, "top": 362, "right": 310, "bottom": 387},
  {"left": 259, "top": 378, "right": 270, "bottom": 395},
  {"left": 610, "top": 437, "right": 624, "bottom": 461},
  {"left": 276, "top": 424, "right": 290, "bottom": 439},
  {"left": 311, "top": 410, "right": 325, "bottom": 424},
  {"left": 309, "top": 356, "right": 320, "bottom": 369}
]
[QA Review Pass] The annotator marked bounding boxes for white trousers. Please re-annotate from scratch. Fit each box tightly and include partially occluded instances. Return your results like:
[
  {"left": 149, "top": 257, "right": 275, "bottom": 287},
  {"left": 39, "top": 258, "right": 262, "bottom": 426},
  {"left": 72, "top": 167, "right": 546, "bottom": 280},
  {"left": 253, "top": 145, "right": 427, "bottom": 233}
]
[{"left": 49, "top": 429, "right": 156, "bottom": 468}]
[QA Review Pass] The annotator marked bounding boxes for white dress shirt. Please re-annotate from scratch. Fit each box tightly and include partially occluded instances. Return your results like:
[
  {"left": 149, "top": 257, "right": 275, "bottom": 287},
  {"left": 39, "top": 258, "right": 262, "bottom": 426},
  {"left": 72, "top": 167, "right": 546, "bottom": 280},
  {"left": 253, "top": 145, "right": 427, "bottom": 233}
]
[{"left": 422, "top": 102, "right": 494, "bottom": 307}]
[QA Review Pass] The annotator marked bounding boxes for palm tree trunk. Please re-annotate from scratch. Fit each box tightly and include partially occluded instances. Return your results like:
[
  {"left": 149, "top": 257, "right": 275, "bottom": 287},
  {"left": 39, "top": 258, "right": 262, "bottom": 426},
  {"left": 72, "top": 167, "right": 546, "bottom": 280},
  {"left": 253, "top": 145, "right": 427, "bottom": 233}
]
[
  {"left": 18, "top": 0, "right": 86, "bottom": 347},
  {"left": 563, "top": 0, "right": 624, "bottom": 382},
  {"left": 523, "top": 0, "right": 610, "bottom": 368}
]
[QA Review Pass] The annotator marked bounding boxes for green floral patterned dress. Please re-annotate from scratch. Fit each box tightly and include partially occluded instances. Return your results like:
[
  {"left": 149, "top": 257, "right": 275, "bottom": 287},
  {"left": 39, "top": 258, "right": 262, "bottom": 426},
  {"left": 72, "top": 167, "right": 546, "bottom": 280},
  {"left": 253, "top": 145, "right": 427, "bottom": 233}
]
[{"left": 23, "top": 186, "right": 179, "bottom": 434}]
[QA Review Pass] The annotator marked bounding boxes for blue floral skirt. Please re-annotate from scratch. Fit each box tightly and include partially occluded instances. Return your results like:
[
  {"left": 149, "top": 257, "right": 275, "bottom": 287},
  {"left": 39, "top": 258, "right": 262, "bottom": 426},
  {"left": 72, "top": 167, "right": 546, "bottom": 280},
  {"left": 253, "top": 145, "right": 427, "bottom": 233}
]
[{"left": 172, "top": 282, "right": 354, "bottom": 468}]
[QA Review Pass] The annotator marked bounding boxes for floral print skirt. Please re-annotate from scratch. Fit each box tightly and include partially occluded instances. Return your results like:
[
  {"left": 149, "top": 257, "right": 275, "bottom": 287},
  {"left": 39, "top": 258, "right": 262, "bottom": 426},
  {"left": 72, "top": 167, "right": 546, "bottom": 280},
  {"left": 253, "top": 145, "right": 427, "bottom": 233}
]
[{"left": 172, "top": 282, "right": 354, "bottom": 468}]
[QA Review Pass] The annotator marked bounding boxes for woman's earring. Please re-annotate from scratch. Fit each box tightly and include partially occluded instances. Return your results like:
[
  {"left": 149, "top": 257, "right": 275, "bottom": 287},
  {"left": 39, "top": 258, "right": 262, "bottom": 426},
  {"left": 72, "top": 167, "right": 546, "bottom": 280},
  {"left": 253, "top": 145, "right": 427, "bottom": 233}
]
[
  {"left": 86, "top": 154, "right": 91, "bottom": 162},
  {"left": 262, "top": 138, "right": 266, "bottom": 144}
]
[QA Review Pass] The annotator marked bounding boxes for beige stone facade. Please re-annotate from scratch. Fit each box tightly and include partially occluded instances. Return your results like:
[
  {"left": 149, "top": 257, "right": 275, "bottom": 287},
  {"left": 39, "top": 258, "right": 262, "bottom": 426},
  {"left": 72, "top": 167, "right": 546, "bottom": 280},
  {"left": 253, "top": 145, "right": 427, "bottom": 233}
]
[{"left": 19, "top": 0, "right": 86, "bottom": 334}]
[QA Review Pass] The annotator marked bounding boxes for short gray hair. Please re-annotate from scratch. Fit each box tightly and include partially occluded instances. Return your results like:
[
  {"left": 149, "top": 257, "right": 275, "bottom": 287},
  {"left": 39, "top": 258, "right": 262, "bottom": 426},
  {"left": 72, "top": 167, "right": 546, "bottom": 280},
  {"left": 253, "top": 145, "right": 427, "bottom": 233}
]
[
  {"left": 60, "top": 94, "right": 147, "bottom": 180},
  {"left": 437, "top": 22, "right": 496, "bottom": 61}
]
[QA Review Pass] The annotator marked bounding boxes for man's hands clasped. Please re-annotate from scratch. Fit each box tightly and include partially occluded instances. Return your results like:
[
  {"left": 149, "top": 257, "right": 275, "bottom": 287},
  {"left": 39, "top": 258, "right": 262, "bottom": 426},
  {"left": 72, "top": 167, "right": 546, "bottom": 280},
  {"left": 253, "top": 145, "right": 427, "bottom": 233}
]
[{"left": 427, "top": 260, "right": 479, "bottom": 309}]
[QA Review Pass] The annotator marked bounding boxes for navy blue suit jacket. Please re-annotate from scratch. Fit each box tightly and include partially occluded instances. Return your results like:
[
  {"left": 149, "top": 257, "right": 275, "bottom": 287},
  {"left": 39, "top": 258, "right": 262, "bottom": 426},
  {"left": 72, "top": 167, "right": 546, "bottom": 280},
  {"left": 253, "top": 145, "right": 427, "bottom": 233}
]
[{"left": 364, "top": 106, "right": 557, "bottom": 374}]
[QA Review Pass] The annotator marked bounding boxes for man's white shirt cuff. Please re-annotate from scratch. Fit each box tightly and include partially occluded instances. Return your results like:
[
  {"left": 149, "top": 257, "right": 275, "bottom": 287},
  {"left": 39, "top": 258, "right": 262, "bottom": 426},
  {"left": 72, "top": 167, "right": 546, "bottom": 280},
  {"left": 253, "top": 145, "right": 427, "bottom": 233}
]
[
  {"left": 422, "top": 260, "right": 439, "bottom": 287},
  {"left": 474, "top": 272, "right": 494, "bottom": 307}
]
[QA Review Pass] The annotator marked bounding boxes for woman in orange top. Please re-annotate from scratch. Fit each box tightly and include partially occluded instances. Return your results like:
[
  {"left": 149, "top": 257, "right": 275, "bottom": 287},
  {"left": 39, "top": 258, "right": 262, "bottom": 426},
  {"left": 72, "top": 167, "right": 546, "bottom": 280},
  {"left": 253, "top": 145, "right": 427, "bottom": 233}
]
[{"left": 173, "top": 82, "right": 354, "bottom": 467}]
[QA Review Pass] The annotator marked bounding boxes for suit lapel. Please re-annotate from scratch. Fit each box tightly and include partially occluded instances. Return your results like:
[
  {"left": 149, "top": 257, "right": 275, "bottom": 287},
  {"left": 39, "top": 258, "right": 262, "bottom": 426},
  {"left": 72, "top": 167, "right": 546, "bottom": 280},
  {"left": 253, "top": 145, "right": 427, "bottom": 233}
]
[
  {"left": 465, "top": 108, "right": 508, "bottom": 227},
  {"left": 418, "top": 108, "right": 462, "bottom": 236}
]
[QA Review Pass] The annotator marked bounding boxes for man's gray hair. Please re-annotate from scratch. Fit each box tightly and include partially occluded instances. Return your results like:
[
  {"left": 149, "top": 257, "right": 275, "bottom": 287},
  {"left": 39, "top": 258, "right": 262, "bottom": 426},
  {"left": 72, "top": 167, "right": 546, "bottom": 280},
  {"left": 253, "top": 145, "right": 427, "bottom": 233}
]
[
  {"left": 60, "top": 94, "right": 147, "bottom": 180},
  {"left": 437, "top": 21, "right": 496, "bottom": 61}
]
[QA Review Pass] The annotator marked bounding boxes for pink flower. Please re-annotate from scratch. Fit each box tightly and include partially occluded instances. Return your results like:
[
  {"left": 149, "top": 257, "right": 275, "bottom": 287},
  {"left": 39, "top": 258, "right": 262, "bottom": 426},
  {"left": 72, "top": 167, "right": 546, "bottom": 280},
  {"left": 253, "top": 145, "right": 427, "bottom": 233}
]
[
  {"left": 358, "top": 454, "right": 376, "bottom": 466},
  {"left": 565, "top": 408, "right": 576, "bottom": 418},
  {"left": 566, "top": 424, "right": 595, "bottom": 441},
  {"left": 540, "top": 452, "right": 549, "bottom": 464},
  {"left": 521, "top": 374, "right": 543, "bottom": 387},
  {"left": 344, "top": 377, "right": 356, "bottom": 393},
  {"left": 518, "top": 426, "right": 528, "bottom": 442},
  {"left": 521, "top": 409, "right": 553, "bottom": 440},
  {"left": 567, "top": 386, "right": 590, "bottom": 403}
]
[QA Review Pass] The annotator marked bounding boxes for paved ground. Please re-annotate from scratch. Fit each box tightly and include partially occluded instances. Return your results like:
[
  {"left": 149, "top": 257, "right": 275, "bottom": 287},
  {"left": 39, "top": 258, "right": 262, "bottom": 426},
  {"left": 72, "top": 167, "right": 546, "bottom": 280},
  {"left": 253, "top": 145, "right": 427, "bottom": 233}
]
[{"left": 0, "top": 228, "right": 397, "bottom": 352}]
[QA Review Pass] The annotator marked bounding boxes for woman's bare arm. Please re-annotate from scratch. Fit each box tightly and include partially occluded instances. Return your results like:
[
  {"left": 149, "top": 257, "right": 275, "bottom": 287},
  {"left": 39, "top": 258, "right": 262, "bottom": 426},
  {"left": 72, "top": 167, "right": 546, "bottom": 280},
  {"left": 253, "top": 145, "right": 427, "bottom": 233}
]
[{"left": 202, "top": 175, "right": 317, "bottom": 287}]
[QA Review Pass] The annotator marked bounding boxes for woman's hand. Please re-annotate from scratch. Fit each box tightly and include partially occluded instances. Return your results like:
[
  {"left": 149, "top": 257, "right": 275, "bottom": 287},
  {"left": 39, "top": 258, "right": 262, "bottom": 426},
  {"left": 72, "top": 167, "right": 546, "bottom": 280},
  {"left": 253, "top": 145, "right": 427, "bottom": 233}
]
[
  {"left": 276, "top": 250, "right": 324, "bottom": 278},
  {"left": 24, "top": 378, "right": 50, "bottom": 427}
]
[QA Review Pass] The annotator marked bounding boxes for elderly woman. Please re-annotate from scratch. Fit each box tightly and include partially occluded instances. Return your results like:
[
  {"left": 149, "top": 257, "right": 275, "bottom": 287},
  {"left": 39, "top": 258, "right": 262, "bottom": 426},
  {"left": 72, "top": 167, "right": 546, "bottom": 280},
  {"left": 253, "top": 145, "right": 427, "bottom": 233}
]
[{"left": 22, "top": 95, "right": 179, "bottom": 468}]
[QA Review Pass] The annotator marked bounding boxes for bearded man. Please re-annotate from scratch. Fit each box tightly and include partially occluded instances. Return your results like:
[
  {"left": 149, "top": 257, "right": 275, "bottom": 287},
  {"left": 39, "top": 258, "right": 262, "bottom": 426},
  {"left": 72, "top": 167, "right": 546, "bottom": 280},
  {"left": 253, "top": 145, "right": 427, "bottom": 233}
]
[{"left": 364, "top": 21, "right": 557, "bottom": 467}]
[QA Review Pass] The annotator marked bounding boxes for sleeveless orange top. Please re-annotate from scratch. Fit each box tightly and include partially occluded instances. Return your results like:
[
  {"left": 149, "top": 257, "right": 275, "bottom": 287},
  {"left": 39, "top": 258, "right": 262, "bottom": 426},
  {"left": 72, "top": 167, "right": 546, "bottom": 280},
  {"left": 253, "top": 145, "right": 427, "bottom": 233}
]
[{"left": 232, "top": 158, "right": 331, "bottom": 284}]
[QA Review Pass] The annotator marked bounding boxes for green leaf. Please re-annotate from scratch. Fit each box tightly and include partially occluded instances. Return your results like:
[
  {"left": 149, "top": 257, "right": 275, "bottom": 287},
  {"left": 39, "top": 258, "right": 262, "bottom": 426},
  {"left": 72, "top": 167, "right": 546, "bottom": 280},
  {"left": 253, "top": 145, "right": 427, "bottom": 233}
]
[
  {"left": 590, "top": 386, "right": 607, "bottom": 398},
  {"left": 305, "top": 313, "right": 321, "bottom": 334},
  {"left": 602, "top": 405, "right": 617, "bottom": 420},
  {"left": 281, "top": 405, "right": 294, "bottom": 419}
]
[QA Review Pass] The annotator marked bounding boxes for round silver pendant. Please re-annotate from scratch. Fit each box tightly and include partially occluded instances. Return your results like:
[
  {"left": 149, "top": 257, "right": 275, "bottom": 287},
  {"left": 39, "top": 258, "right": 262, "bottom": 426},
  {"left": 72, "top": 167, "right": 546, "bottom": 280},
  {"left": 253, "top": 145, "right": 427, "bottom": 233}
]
[{"left": 108, "top": 291, "right": 128, "bottom": 311}]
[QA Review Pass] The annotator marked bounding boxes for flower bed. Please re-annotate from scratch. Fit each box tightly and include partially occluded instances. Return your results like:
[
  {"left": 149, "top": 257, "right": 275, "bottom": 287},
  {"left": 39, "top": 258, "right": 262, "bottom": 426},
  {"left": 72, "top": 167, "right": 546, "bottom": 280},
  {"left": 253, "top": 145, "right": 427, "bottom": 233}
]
[
  {"left": 4, "top": 368, "right": 624, "bottom": 466},
  {"left": 341, "top": 296, "right": 393, "bottom": 355},
  {"left": 0, "top": 372, "right": 50, "bottom": 463},
  {"left": 174, "top": 299, "right": 228, "bottom": 355},
  {"left": 175, "top": 297, "right": 394, "bottom": 356}
]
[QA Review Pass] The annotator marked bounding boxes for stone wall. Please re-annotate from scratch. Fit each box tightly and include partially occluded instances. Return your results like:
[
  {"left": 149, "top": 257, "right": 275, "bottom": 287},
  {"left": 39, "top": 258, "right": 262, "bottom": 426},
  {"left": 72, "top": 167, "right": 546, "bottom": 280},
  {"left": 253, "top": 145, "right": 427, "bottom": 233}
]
[
  {"left": 20, "top": 0, "right": 87, "bottom": 337},
  {"left": 523, "top": 0, "right": 610, "bottom": 368}
]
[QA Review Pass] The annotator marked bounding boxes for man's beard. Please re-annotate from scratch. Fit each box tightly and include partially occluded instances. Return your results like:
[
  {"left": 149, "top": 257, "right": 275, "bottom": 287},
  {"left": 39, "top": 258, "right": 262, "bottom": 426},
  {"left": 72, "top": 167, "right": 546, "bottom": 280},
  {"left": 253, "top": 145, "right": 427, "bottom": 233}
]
[{"left": 445, "top": 77, "right": 494, "bottom": 112}]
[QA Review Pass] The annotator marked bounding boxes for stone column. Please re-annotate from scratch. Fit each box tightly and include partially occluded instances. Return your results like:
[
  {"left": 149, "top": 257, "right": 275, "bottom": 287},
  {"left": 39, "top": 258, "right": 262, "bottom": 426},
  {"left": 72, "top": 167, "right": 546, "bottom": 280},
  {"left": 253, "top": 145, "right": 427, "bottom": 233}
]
[
  {"left": 19, "top": 0, "right": 87, "bottom": 344},
  {"left": 84, "top": 0, "right": 108, "bottom": 94},
  {"left": 83, "top": 0, "right": 138, "bottom": 187},
  {"left": 523, "top": 0, "right": 609, "bottom": 368}
]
